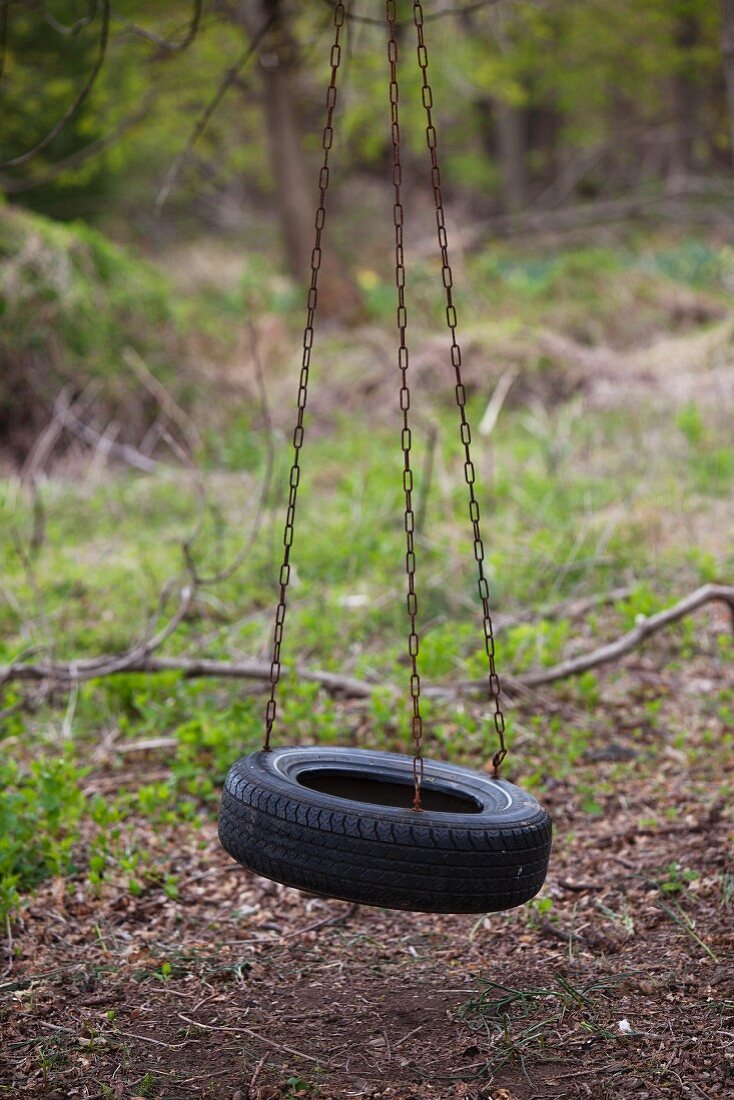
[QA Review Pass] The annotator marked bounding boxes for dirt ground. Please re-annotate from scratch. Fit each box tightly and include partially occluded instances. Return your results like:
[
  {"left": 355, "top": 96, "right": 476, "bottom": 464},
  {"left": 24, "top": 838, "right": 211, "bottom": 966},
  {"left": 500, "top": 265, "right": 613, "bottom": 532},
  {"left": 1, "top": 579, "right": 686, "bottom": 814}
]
[{"left": 2, "top": 665, "right": 732, "bottom": 1100}]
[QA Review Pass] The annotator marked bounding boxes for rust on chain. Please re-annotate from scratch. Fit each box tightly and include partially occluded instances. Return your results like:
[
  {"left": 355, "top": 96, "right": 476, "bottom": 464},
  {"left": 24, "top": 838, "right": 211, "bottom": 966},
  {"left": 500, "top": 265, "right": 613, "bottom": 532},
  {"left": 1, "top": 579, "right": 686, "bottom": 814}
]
[
  {"left": 262, "top": 1, "right": 346, "bottom": 752},
  {"left": 386, "top": 0, "right": 425, "bottom": 811},
  {"left": 411, "top": 0, "right": 508, "bottom": 778}
]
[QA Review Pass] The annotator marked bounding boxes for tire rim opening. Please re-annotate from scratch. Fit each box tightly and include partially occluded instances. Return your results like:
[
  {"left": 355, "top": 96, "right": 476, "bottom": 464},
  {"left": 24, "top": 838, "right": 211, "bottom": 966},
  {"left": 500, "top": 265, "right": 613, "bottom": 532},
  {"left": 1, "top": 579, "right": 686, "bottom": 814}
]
[{"left": 296, "top": 768, "right": 483, "bottom": 813}]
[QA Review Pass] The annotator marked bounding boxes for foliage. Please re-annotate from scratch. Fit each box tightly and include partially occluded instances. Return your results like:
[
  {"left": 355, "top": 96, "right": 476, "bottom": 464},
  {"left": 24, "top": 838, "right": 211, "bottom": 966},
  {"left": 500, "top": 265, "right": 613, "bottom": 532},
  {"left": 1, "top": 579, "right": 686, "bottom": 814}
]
[
  {"left": 0, "top": 757, "right": 88, "bottom": 923},
  {"left": 0, "top": 0, "right": 730, "bottom": 226}
]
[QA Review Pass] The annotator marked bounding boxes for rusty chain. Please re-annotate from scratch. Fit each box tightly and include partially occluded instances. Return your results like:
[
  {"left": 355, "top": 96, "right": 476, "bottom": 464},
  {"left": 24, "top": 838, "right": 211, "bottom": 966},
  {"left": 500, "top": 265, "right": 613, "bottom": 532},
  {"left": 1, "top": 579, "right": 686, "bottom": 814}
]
[
  {"left": 385, "top": 0, "right": 425, "bottom": 810},
  {"left": 263, "top": 1, "right": 345, "bottom": 751},
  {"left": 264, "top": 0, "right": 507, "bottom": 784},
  {"left": 412, "top": 0, "right": 508, "bottom": 776}
]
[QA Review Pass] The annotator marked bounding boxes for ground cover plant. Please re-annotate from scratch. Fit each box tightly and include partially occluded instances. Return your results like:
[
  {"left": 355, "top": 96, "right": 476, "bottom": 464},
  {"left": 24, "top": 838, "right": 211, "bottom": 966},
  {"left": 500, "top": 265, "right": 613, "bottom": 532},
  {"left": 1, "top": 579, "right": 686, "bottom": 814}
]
[{"left": 1, "top": 223, "right": 733, "bottom": 1097}]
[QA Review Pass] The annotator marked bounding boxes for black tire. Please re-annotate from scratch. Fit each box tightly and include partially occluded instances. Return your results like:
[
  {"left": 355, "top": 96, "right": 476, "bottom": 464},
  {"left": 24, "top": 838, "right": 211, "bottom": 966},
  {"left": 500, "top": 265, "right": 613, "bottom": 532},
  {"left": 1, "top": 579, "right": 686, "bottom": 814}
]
[{"left": 218, "top": 746, "right": 552, "bottom": 914}]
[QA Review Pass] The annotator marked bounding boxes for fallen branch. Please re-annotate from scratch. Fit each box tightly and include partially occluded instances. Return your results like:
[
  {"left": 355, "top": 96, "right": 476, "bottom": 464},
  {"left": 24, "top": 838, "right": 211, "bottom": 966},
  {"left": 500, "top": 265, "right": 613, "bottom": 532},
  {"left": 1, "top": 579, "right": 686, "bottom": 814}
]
[
  {"left": 514, "top": 582, "right": 734, "bottom": 689},
  {"left": 1, "top": 584, "right": 731, "bottom": 703},
  {"left": 0, "top": 654, "right": 378, "bottom": 698}
]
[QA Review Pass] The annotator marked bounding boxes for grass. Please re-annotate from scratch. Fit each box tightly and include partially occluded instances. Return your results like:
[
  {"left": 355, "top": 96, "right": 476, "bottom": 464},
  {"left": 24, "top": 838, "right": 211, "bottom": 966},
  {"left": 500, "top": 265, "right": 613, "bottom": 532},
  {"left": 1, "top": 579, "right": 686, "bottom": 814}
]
[
  {"left": 458, "top": 972, "right": 624, "bottom": 1080},
  {"left": 1, "top": 231, "right": 733, "bottom": 927}
]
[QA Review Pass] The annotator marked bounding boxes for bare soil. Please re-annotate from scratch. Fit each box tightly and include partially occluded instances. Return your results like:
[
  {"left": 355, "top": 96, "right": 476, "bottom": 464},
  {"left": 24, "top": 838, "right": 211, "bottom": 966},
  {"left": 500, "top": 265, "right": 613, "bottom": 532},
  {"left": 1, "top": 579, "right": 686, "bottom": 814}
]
[{"left": 2, "top": 661, "right": 732, "bottom": 1099}]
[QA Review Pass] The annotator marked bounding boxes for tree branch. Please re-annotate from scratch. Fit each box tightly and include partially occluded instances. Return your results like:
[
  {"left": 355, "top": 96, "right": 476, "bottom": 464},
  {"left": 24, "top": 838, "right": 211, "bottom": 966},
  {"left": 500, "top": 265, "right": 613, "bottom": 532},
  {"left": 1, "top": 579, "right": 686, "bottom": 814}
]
[
  {"left": 109, "top": 1, "right": 203, "bottom": 53},
  {"left": 0, "top": 654, "right": 378, "bottom": 698},
  {"left": 456, "top": 583, "right": 734, "bottom": 693},
  {"left": 154, "top": 9, "right": 277, "bottom": 215},
  {"left": 0, "top": 95, "right": 154, "bottom": 195},
  {"left": 1, "top": 0, "right": 111, "bottom": 169},
  {"left": 2, "top": 585, "right": 732, "bottom": 706}
]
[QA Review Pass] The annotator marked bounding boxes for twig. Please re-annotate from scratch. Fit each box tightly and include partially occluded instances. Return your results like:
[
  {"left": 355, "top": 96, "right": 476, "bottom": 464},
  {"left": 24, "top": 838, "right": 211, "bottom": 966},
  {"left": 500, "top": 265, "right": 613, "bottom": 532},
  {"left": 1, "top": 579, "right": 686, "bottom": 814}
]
[
  {"left": 0, "top": 0, "right": 8, "bottom": 82},
  {"left": 656, "top": 901, "right": 719, "bottom": 963},
  {"left": 33, "top": 0, "right": 98, "bottom": 38},
  {"left": 110, "top": 1, "right": 202, "bottom": 53},
  {"left": 0, "top": 95, "right": 154, "bottom": 195},
  {"left": 478, "top": 366, "right": 519, "bottom": 437},
  {"left": 10, "top": 527, "right": 53, "bottom": 658},
  {"left": 280, "top": 902, "right": 359, "bottom": 939},
  {"left": 115, "top": 736, "right": 178, "bottom": 754},
  {"left": 123, "top": 347, "right": 202, "bottom": 457},
  {"left": 2, "top": 913, "right": 12, "bottom": 978},
  {"left": 20, "top": 391, "right": 69, "bottom": 485},
  {"left": 178, "top": 1014, "right": 325, "bottom": 1063},
  {"left": 249, "top": 1053, "right": 268, "bottom": 1092},
  {"left": 53, "top": 396, "right": 159, "bottom": 473},
  {"left": 61, "top": 666, "right": 79, "bottom": 739},
  {"left": 112, "top": 1027, "right": 195, "bottom": 1050},
  {"left": 416, "top": 420, "right": 439, "bottom": 535},
  {"left": 538, "top": 920, "right": 617, "bottom": 954},
  {"left": 238, "top": 1025, "right": 329, "bottom": 1065},
  {"left": 177, "top": 1013, "right": 243, "bottom": 1032}
]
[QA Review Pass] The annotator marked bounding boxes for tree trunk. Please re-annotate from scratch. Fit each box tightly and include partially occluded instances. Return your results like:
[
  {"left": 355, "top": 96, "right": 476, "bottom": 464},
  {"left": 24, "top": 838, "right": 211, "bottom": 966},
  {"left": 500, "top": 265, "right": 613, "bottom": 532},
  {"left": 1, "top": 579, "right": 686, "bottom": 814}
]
[
  {"left": 238, "top": 0, "right": 317, "bottom": 280},
  {"left": 721, "top": 0, "right": 734, "bottom": 169},
  {"left": 495, "top": 100, "right": 528, "bottom": 211},
  {"left": 670, "top": 12, "right": 700, "bottom": 179},
  {"left": 460, "top": 8, "right": 528, "bottom": 213},
  {"left": 231, "top": 0, "right": 362, "bottom": 321}
]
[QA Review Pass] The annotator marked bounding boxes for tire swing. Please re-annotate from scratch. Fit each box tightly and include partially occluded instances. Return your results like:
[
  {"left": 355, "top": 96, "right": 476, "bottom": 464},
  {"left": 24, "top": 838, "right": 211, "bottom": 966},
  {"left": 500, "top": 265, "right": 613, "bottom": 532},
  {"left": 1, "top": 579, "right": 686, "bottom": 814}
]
[{"left": 218, "top": 1, "right": 552, "bottom": 914}]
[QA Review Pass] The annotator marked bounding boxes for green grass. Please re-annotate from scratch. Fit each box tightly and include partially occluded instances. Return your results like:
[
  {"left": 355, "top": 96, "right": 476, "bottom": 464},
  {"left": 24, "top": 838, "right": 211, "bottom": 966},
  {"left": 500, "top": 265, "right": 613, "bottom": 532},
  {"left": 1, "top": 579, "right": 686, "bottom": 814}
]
[{"left": 1, "top": 231, "right": 733, "bottom": 924}]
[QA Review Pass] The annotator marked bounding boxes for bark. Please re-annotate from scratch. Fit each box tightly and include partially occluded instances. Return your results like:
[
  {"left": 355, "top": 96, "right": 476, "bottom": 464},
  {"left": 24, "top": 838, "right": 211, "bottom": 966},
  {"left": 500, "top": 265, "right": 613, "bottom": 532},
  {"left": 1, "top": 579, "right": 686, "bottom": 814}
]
[
  {"left": 462, "top": 6, "right": 529, "bottom": 212},
  {"left": 495, "top": 100, "right": 528, "bottom": 211},
  {"left": 230, "top": 0, "right": 362, "bottom": 321},
  {"left": 670, "top": 12, "right": 700, "bottom": 178},
  {"left": 721, "top": 0, "right": 734, "bottom": 169},
  {"left": 236, "top": 0, "right": 315, "bottom": 280}
]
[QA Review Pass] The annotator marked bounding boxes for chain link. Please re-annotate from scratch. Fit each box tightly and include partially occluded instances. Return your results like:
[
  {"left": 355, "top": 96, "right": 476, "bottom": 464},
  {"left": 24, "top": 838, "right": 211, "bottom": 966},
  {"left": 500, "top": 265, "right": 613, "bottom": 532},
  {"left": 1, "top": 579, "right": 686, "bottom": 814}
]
[
  {"left": 411, "top": 0, "right": 507, "bottom": 776},
  {"left": 263, "top": 1, "right": 345, "bottom": 752},
  {"left": 385, "top": 0, "right": 425, "bottom": 810}
]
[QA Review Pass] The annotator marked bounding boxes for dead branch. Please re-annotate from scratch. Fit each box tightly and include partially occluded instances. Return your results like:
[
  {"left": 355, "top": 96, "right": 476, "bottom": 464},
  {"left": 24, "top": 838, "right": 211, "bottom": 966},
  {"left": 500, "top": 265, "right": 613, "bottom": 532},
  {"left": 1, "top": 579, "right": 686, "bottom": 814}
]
[
  {"left": 2, "top": 584, "right": 731, "bottom": 708},
  {"left": 0, "top": 654, "right": 378, "bottom": 699},
  {"left": 414, "top": 180, "right": 734, "bottom": 253},
  {"left": 155, "top": 11, "right": 277, "bottom": 215},
  {"left": 123, "top": 347, "right": 202, "bottom": 458},
  {"left": 53, "top": 395, "right": 159, "bottom": 474},
  {"left": 519, "top": 582, "right": 734, "bottom": 688},
  {"left": 0, "top": 96, "right": 154, "bottom": 196},
  {"left": 456, "top": 583, "right": 734, "bottom": 693}
]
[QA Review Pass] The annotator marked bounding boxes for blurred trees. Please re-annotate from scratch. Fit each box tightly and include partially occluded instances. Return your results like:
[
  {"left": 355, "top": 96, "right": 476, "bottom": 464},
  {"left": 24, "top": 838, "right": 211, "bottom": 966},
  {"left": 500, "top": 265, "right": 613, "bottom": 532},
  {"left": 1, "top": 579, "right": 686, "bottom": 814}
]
[
  {"left": 722, "top": 0, "right": 734, "bottom": 167},
  {"left": 0, "top": 1, "right": 732, "bottom": 251}
]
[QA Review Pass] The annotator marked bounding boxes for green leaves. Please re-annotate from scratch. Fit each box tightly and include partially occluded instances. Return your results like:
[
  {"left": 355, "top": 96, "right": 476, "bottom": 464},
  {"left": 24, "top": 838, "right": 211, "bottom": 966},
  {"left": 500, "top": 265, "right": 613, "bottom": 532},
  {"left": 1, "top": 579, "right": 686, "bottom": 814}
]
[{"left": 0, "top": 756, "right": 88, "bottom": 922}]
